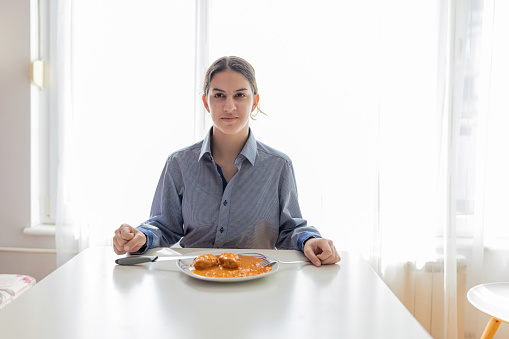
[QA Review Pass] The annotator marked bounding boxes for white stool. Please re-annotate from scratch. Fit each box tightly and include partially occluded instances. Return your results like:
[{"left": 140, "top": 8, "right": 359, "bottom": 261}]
[
  {"left": 467, "top": 282, "right": 509, "bottom": 339},
  {"left": 0, "top": 274, "right": 36, "bottom": 309}
]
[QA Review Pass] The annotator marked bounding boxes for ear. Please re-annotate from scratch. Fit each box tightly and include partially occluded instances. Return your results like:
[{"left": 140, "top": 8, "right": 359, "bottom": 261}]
[
  {"left": 251, "top": 93, "right": 260, "bottom": 112},
  {"left": 202, "top": 94, "right": 210, "bottom": 113}
]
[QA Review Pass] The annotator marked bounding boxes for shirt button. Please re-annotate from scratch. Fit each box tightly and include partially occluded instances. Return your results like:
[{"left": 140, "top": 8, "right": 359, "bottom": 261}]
[
  {"left": 223, "top": 200, "right": 227, "bottom": 206},
  {"left": 220, "top": 227, "right": 224, "bottom": 233}
]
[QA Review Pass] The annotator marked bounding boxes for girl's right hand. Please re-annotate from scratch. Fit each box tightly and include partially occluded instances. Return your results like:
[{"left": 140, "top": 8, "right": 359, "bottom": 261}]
[{"left": 113, "top": 224, "right": 146, "bottom": 255}]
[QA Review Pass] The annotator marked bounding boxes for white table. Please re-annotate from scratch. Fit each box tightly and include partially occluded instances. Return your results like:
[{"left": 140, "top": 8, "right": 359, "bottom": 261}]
[
  {"left": 467, "top": 283, "right": 509, "bottom": 339},
  {"left": 0, "top": 247, "right": 431, "bottom": 338}
]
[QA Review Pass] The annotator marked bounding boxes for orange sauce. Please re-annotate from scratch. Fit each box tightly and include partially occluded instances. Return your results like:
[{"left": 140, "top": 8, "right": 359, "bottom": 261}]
[{"left": 190, "top": 254, "right": 272, "bottom": 278}]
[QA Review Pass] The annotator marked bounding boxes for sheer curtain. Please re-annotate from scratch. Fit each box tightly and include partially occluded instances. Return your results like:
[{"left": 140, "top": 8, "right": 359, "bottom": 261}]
[
  {"left": 465, "top": 0, "right": 509, "bottom": 337},
  {"left": 55, "top": 0, "right": 196, "bottom": 265},
  {"left": 53, "top": 1, "right": 509, "bottom": 338},
  {"left": 53, "top": 0, "right": 79, "bottom": 266},
  {"left": 207, "top": 0, "right": 442, "bottom": 299}
]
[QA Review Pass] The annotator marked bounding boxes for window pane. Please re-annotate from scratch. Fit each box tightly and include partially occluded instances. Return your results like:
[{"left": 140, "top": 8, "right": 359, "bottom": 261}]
[
  {"left": 208, "top": 0, "right": 440, "bottom": 259},
  {"left": 72, "top": 0, "right": 195, "bottom": 239}
]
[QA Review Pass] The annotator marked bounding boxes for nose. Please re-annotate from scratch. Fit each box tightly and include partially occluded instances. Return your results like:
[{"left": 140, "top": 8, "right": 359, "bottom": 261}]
[{"left": 223, "top": 96, "right": 236, "bottom": 112}]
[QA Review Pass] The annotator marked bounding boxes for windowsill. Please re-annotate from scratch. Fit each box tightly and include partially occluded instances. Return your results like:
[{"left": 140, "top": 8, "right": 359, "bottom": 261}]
[{"left": 23, "top": 224, "right": 56, "bottom": 236}]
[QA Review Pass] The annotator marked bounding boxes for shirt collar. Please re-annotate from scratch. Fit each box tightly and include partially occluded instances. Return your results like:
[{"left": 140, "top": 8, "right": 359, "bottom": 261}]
[
  {"left": 240, "top": 129, "right": 257, "bottom": 165},
  {"left": 198, "top": 127, "right": 257, "bottom": 165},
  {"left": 198, "top": 128, "right": 213, "bottom": 161}
]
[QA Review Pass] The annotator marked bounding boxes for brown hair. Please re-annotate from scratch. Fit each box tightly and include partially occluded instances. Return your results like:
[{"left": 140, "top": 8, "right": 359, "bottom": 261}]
[{"left": 203, "top": 56, "right": 267, "bottom": 119}]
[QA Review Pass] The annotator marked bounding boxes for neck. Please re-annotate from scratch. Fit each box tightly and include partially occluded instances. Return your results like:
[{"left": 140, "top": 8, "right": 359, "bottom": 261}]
[{"left": 211, "top": 127, "right": 249, "bottom": 160}]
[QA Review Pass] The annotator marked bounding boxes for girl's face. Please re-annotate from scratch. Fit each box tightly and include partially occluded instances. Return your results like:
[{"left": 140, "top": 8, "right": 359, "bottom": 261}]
[{"left": 202, "top": 70, "right": 259, "bottom": 137}]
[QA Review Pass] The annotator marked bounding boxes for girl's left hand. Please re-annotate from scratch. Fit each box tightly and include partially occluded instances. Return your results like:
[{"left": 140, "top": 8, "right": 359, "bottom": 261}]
[{"left": 303, "top": 238, "right": 341, "bottom": 267}]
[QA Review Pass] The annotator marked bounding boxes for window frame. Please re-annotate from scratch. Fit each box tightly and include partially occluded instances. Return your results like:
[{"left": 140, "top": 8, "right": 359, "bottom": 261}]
[{"left": 29, "top": 0, "right": 56, "bottom": 231}]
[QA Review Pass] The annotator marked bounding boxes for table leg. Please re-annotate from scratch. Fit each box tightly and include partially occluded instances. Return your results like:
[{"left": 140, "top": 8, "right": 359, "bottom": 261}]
[{"left": 480, "top": 317, "right": 501, "bottom": 339}]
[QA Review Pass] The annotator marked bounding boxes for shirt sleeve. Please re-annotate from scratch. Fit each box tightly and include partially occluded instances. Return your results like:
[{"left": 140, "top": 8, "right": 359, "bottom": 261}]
[
  {"left": 276, "top": 161, "right": 321, "bottom": 251},
  {"left": 134, "top": 155, "right": 185, "bottom": 251}
]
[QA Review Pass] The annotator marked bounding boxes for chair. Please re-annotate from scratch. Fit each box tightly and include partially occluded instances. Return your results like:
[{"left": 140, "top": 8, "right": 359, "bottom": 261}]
[
  {"left": 0, "top": 274, "right": 36, "bottom": 309},
  {"left": 467, "top": 282, "right": 509, "bottom": 339}
]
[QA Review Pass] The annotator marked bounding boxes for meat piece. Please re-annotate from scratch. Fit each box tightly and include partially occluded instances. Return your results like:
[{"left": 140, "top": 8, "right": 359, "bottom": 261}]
[
  {"left": 191, "top": 254, "right": 219, "bottom": 270},
  {"left": 218, "top": 253, "right": 241, "bottom": 269}
]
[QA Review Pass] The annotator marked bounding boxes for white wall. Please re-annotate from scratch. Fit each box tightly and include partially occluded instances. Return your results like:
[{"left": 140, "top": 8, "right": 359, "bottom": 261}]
[{"left": 0, "top": 0, "right": 56, "bottom": 281}]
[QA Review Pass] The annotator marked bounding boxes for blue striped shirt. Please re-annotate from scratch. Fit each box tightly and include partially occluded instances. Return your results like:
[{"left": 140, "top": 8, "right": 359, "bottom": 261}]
[{"left": 136, "top": 128, "right": 321, "bottom": 252}]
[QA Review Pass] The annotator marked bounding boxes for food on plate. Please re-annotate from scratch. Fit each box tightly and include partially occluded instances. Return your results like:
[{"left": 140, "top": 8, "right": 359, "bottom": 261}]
[
  {"left": 189, "top": 253, "right": 272, "bottom": 278},
  {"left": 217, "top": 252, "right": 241, "bottom": 269},
  {"left": 191, "top": 254, "right": 219, "bottom": 269}
]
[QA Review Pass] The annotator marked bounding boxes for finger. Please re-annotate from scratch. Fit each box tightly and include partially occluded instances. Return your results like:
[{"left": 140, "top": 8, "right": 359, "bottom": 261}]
[
  {"left": 316, "top": 242, "right": 333, "bottom": 261},
  {"left": 119, "top": 224, "right": 135, "bottom": 241},
  {"left": 113, "top": 235, "right": 126, "bottom": 249},
  {"left": 322, "top": 244, "right": 341, "bottom": 265},
  {"left": 124, "top": 231, "right": 146, "bottom": 253},
  {"left": 316, "top": 240, "right": 341, "bottom": 265},
  {"left": 113, "top": 246, "right": 125, "bottom": 255},
  {"left": 114, "top": 228, "right": 128, "bottom": 247},
  {"left": 321, "top": 250, "right": 338, "bottom": 264},
  {"left": 306, "top": 252, "right": 321, "bottom": 267},
  {"left": 113, "top": 238, "right": 126, "bottom": 255},
  {"left": 113, "top": 236, "right": 128, "bottom": 254},
  {"left": 124, "top": 239, "right": 137, "bottom": 252},
  {"left": 304, "top": 243, "right": 322, "bottom": 267}
]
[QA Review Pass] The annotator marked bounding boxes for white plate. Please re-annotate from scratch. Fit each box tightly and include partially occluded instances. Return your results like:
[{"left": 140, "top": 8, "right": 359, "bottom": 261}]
[{"left": 177, "top": 249, "right": 278, "bottom": 282}]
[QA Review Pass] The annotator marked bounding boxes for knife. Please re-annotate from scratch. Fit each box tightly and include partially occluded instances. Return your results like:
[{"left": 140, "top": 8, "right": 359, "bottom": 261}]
[{"left": 115, "top": 255, "right": 198, "bottom": 266}]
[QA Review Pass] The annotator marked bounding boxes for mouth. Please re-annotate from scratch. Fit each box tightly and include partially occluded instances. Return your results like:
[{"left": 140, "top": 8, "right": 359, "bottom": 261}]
[{"left": 221, "top": 117, "right": 238, "bottom": 122}]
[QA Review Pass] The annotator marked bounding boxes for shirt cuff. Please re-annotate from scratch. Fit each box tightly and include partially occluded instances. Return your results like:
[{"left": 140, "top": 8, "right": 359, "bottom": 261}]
[
  {"left": 297, "top": 232, "right": 321, "bottom": 252},
  {"left": 130, "top": 228, "right": 153, "bottom": 254}
]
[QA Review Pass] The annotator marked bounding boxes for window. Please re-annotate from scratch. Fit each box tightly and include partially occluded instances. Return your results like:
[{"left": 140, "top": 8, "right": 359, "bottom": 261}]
[
  {"left": 34, "top": 0, "right": 480, "bottom": 258},
  {"left": 31, "top": 1, "right": 197, "bottom": 233}
]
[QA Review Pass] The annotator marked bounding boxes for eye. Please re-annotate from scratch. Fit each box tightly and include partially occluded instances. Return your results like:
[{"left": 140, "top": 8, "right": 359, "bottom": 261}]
[
  {"left": 235, "top": 93, "right": 247, "bottom": 98},
  {"left": 213, "top": 93, "right": 225, "bottom": 98}
]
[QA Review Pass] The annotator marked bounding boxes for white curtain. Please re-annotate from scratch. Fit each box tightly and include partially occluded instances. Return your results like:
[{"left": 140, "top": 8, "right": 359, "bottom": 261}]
[
  {"left": 53, "top": 1, "right": 509, "bottom": 338},
  {"left": 54, "top": 0, "right": 196, "bottom": 265},
  {"left": 53, "top": 0, "right": 81, "bottom": 266},
  {"left": 464, "top": 0, "right": 509, "bottom": 337}
]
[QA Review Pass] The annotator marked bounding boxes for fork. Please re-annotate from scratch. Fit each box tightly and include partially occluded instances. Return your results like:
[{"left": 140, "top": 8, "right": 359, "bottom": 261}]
[{"left": 259, "top": 257, "right": 311, "bottom": 267}]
